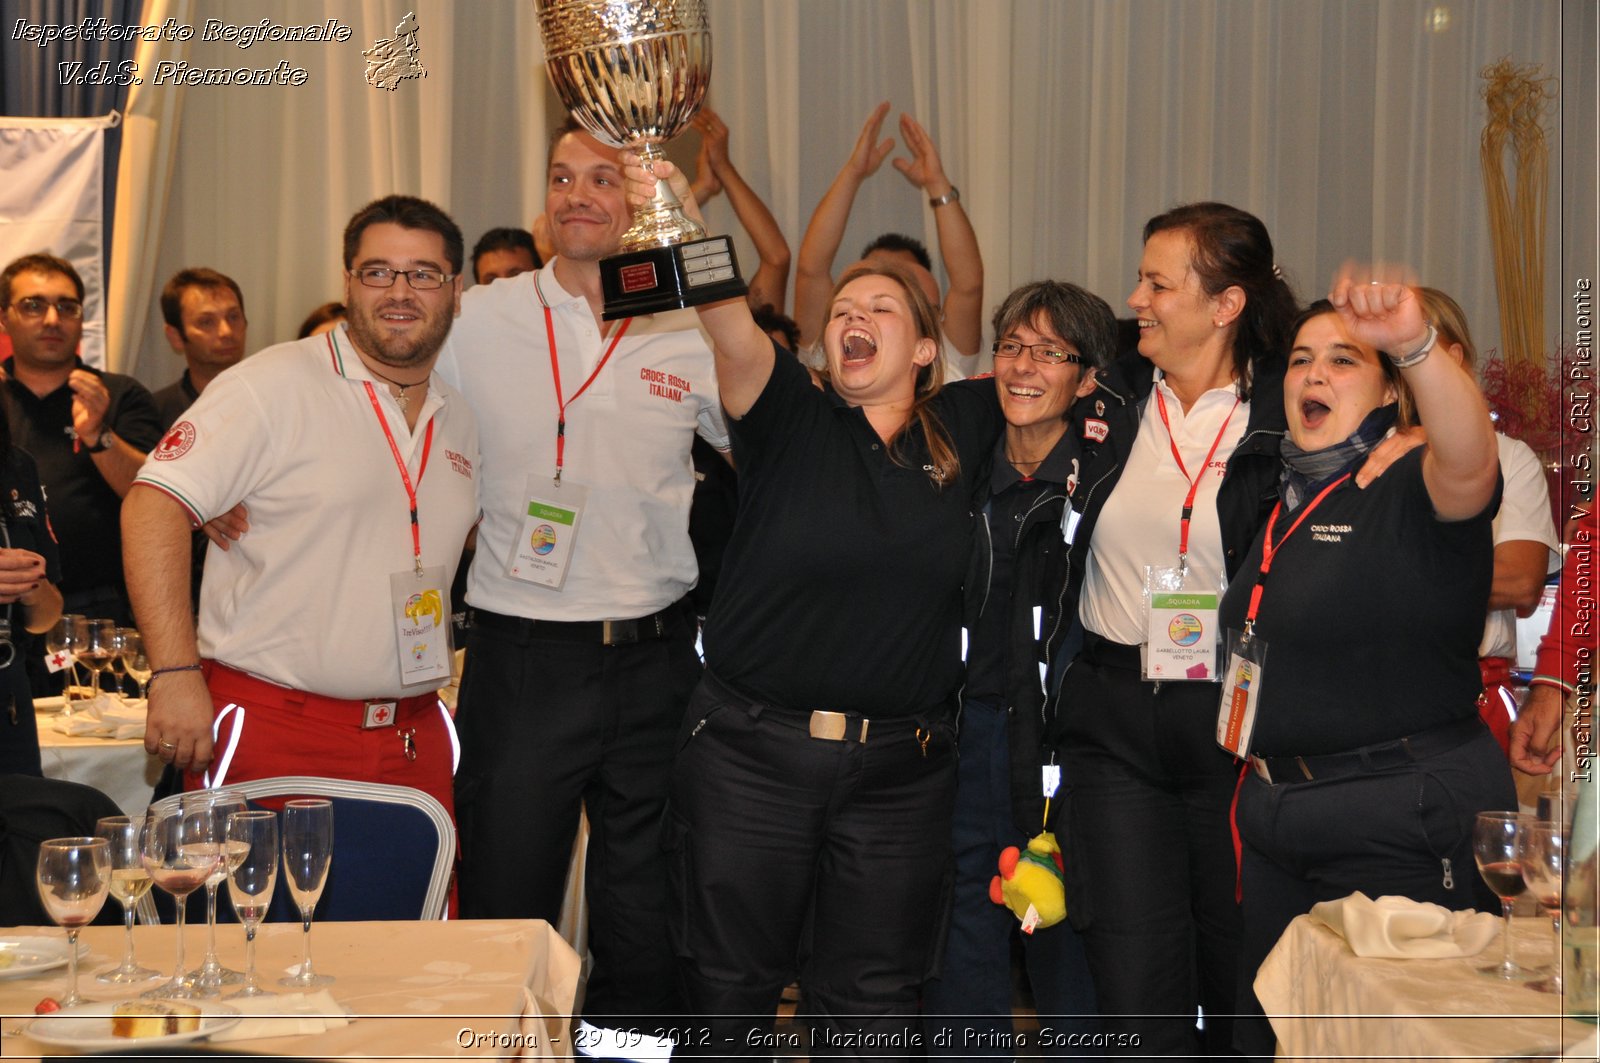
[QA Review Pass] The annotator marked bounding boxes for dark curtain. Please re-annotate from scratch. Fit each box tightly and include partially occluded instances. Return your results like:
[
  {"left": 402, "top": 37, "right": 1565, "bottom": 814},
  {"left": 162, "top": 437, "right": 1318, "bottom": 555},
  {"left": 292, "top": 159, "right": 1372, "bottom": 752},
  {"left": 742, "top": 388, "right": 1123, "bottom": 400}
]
[{"left": 0, "top": 0, "right": 147, "bottom": 278}]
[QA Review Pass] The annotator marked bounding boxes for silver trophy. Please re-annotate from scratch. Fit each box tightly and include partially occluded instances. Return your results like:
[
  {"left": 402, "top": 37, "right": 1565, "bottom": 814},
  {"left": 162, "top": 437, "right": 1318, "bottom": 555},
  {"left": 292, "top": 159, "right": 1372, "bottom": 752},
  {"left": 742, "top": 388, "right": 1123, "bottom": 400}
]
[{"left": 535, "top": 0, "right": 746, "bottom": 318}]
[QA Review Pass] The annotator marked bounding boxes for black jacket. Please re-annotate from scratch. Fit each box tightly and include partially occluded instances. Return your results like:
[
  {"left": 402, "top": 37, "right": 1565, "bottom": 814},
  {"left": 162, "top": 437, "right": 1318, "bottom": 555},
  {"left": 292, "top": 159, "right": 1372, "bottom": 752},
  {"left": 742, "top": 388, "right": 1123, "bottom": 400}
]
[
  {"left": 962, "top": 433, "right": 1084, "bottom": 836},
  {"left": 1061, "top": 347, "right": 1288, "bottom": 614}
]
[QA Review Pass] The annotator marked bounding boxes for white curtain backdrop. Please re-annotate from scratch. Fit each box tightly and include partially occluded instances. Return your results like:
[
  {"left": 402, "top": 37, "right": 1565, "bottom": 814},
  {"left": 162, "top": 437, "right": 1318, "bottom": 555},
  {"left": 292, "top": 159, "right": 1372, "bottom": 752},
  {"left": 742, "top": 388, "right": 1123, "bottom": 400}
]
[{"left": 122, "top": 0, "right": 1594, "bottom": 387}]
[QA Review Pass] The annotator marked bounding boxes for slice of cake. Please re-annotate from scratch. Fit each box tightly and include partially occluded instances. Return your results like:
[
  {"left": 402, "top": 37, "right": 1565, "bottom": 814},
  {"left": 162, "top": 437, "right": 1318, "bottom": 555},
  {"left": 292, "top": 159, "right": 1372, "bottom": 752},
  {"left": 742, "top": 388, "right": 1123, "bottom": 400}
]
[{"left": 110, "top": 1000, "right": 202, "bottom": 1038}]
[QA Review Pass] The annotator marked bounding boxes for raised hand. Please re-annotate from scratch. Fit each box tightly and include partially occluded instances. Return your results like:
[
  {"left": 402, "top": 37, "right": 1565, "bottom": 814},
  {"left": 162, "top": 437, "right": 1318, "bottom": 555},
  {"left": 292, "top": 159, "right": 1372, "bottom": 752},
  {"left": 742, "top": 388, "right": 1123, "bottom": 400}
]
[
  {"left": 1328, "top": 262, "right": 1430, "bottom": 356},
  {"left": 846, "top": 101, "right": 896, "bottom": 180},
  {"left": 892, "top": 112, "right": 951, "bottom": 194}
]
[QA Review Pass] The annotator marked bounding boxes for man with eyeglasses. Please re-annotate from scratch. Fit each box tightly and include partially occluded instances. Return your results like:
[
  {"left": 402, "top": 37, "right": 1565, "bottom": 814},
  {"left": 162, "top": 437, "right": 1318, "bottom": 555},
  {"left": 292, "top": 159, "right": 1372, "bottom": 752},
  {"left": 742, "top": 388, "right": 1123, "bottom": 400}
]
[
  {"left": 122, "top": 196, "right": 479, "bottom": 815},
  {"left": 0, "top": 253, "right": 162, "bottom": 626}
]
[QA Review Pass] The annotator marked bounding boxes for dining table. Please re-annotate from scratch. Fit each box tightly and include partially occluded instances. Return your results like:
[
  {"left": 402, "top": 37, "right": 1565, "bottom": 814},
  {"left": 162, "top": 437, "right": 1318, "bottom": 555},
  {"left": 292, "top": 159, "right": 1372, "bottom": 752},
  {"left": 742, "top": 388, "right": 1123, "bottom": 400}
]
[
  {"left": 1, "top": 918, "right": 581, "bottom": 1060},
  {"left": 34, "top": 699, "right": 163, "bottom": 817},
  {"left": 1255, "top": 912, "right": 1597, "bottom": 1062}
]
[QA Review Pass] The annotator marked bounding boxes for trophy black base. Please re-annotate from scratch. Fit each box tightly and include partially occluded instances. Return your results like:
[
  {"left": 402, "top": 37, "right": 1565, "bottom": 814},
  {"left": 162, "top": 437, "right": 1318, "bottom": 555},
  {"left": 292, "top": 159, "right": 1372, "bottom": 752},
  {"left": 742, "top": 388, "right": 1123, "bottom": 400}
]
[{"left": 600, "top": 236, "right": 747, "bottom": 320}]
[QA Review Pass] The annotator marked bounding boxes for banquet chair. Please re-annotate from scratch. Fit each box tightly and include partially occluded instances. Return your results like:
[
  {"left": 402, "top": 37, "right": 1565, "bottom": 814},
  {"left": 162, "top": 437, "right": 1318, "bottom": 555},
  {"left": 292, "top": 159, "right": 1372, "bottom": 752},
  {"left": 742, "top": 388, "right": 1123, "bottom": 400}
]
[{"left": 148, "top": 776, "right": 454, "bottom": 922}]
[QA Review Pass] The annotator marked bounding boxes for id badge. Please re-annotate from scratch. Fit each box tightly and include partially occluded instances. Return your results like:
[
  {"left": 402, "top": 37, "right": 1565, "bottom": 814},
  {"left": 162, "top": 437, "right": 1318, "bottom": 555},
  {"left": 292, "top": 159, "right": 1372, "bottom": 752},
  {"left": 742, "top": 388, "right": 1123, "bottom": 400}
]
[
  {"left": 507, "top": 475, "right": 587, "bottom": 589},
  {"left": 1142, "top": 564, "right": 1220, "bottom": 681},
  {"left": 390, "top": 566, "right": 452, "bottom": 686},
  {"left": 1217, "top": 629, "right": 1268, "bottom": 756}
]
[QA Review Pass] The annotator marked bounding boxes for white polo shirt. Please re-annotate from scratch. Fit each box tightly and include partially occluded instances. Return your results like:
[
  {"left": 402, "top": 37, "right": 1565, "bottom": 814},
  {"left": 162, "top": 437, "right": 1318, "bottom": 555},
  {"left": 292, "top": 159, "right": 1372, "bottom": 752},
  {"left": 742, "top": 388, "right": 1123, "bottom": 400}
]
[
  {"left": 134, "top": 327, "right": 480, "bottom": 699},
  {"left": 1079, "top": 371, "right": 1247, "bottom": 645},
  {"left": 1481, "top": 432, "right": 1562, "bottom": 658},
  {"left": 436, "top": 260, "right": 728, "bottom": 622}
]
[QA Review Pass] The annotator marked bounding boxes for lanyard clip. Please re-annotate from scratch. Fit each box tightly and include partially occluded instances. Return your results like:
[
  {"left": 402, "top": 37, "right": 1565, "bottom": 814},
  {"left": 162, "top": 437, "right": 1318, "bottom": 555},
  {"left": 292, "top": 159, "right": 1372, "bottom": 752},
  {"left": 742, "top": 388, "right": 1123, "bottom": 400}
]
[{"left": 553, "top": 467, "right": 562, "bottom": 487}]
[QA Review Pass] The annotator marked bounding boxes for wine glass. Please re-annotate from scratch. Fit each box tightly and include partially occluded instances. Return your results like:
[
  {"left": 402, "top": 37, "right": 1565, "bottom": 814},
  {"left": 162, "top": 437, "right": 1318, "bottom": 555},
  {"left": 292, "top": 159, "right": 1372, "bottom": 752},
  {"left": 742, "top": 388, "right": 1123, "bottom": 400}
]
[
  {"left": 139, "top": 802, "right": 223, "bottom": 999},
  {"left": 225, "top": 811, "right": 278, "bottom": 998},
  {"left": 1474, "top": 810, "right": 1535, "bottom": 980},
  {"left": 45, "top": 614, "right": 87, "bottom": 716},
  {"left": 122, "top": 630, "right": 153, "bottom": 701},
  {"left": 109, "top": 627, "right": 134, "bottom": 699},
  {"left": 85, "top": 618, "right": 118, "bottom": 698},
  {"left": 279, "top": 798, "right": 334, "bottom": 987},
  {"left": 35, "top": 837, "right": 110, "bottom": 1007},
  {"left": 1518, "top": 818, "right": 1566, "bottom": 994},
  {"left": 92, "top": 816, "right": 159, "bottom": 984},
  {"left": 182, "top": 789, "right": 249, "bottom": 992}
]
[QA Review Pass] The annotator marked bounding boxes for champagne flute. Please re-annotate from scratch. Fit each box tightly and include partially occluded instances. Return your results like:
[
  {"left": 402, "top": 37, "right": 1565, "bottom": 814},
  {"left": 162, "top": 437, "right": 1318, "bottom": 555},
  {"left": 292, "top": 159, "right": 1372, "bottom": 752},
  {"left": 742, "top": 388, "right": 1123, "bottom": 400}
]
[
  {"left": 225, "top": 811, "right": 278, "bottom": 998},
  {"left": 1474, "top": 810, "right": 1535, "bottom": 980},
  {"left": 139, "top": 803, "right": 222, "bottom": 999},
  {"left": 279, "top": 799, "right": 334, "bottom": 987},
  {"left": 1519, "top": 818, "right": 1566, "bottom": 994},
  {"left": 84, "top": 618, "right": 118, "bottom": 698},
  {"left": 122, "top": 630, "right": 153, "bottom": 700},
  {"left": 109, "top": 627, "right": 133, "bottom": 699},
  {"left": 35, "top": 837, "right": 110, "bottom": 1007},
  {"left": 92, "top": 816, "right": 159, "bottom": 983},
  {"left": 182, "top": 789, "right": 249, "bottom": 991}
]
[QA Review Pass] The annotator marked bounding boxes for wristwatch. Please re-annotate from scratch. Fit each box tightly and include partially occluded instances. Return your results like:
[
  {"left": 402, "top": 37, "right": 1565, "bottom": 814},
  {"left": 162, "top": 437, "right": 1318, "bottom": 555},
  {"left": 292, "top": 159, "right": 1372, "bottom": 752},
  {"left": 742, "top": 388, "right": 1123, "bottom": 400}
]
[
  {"left": 929, "top": 187, "right": 961, "bottom": 208},
  {"left": 83, "top": 428, "right": 116, "bottom": 453}
]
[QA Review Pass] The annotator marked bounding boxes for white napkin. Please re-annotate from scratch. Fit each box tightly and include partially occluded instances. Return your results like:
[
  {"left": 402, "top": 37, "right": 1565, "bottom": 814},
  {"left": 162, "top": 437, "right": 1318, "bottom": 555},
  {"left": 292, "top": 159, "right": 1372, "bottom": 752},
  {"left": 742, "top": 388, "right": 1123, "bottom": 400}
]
[
  {"left": 1309, "top": 891, "right": 1500, "bottom": 959},
  {"left": 48, "top": 694, "right": 147, "bottom": 739},
  {"left": 207, "top": 991, "right": 351, "bottom": 1043}
]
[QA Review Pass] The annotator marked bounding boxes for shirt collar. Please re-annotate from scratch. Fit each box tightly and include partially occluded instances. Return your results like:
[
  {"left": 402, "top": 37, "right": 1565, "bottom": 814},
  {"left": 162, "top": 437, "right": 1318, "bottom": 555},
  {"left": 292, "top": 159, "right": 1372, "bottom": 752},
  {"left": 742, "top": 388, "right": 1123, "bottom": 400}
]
[{"left": 989, "top": 427, "right": 1077, "bottom": 494}]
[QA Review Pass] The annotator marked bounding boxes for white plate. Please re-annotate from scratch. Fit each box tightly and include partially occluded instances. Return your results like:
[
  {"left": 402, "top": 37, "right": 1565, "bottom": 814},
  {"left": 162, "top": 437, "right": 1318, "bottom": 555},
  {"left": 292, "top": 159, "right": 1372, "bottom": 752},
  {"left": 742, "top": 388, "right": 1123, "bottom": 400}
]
[
  {"left": 26, "top": 1001, "right": 241, "bottom": 1049},
  {"left": 0, "top": 936, "right": 73, "bottom": 979}
]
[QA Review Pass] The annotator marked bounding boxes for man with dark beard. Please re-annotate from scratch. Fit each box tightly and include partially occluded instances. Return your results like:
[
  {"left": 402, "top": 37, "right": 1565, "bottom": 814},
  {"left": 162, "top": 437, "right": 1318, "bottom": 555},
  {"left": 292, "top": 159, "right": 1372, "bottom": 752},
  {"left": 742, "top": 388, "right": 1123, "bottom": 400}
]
[{"left": 122, "top": 196, "right": 479, "bottom": 814}]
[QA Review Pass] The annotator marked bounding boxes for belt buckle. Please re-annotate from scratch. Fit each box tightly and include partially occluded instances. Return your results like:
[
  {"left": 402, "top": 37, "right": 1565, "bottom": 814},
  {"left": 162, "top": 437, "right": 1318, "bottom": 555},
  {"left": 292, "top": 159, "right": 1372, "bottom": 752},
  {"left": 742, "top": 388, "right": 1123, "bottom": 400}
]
[
  {"left": 601, "top": 619, "right": 639, "bottom": 646},
  {"left": 808, "top": 711, "right": 869, "bottom": 743},
  {"left": 1250, "top": 755, "right": 1273, "bottom": 785},
  {"left": 363, "top": 701, "right": 398, "bottom": 729}
]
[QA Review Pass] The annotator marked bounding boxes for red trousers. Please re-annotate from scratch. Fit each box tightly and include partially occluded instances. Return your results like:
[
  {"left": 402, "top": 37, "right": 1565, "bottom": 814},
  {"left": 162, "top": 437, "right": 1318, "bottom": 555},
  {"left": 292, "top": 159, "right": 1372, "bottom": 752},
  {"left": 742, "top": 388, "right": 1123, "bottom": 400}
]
[{"left": 183, "top": 662, "right": 457, "bottom": 819}]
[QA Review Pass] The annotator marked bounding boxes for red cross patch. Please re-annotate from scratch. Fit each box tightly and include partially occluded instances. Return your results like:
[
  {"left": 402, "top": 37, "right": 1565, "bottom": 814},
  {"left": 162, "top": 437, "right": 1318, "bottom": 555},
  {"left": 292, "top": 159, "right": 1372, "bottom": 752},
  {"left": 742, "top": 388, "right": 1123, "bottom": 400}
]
[{"left": 154, "top": 420, "right": 197, "bottom": 461}]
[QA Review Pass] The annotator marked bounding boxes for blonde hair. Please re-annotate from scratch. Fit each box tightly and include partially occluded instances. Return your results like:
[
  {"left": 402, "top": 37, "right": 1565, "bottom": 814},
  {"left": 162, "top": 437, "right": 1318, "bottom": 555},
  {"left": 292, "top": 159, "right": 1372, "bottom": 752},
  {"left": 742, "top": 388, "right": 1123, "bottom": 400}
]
[
  {"left": 825, "top": 262, "right": 958, "bottom": 486},
  {"left": 1416, "top": 286, "right": 1479, "bottom": 370}
]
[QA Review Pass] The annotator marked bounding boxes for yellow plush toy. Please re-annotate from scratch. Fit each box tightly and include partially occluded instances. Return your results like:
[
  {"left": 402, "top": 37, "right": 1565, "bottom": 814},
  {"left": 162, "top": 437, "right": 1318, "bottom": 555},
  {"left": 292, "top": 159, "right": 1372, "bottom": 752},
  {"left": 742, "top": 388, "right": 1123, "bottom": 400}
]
[{"left": 988, "top": 830, "right": 1066, "bottom": 934}]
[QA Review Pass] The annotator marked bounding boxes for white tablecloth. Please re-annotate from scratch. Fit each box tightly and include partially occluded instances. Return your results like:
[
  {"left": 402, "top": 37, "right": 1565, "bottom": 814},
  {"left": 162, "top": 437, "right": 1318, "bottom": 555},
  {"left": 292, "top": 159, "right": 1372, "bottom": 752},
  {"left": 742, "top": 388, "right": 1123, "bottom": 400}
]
[
  {"left": 1257, "top": 913, "right": 1594, "bottom": 1062},
  {"left": 35, "top": 710, "right": 162, "bottom": 816}
]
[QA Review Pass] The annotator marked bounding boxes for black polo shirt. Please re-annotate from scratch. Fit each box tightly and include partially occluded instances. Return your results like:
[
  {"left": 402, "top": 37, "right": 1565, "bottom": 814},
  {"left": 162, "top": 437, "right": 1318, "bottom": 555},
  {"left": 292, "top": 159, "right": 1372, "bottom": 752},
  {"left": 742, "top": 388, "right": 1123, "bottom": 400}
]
[
  {"left": 2, "top": 359, "right": 162, "bottom": 596},
  {"left": 1218, "top": 449, "right": 1499, "bottom": 755},
  {"left": 703, "top": 346, "right": 1002, "bottom": 717},
  {"left": 152, "top": 369, "right": 200, "bottom": 430}
]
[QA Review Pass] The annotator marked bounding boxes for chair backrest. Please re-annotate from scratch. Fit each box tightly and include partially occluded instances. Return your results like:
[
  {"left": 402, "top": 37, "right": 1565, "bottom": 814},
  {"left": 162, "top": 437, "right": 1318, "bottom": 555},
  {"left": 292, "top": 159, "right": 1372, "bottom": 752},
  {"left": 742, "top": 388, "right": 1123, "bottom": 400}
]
[{"left": 150, "top": 776, "right": 454, "bottom": 921}]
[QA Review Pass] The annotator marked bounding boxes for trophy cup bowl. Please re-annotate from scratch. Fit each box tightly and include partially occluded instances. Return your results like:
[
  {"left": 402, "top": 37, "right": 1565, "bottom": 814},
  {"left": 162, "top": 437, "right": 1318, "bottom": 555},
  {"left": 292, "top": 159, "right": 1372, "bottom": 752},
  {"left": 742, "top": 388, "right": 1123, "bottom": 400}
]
[{"left": 535, "top": 0, "right": 746, "bottom": 319}]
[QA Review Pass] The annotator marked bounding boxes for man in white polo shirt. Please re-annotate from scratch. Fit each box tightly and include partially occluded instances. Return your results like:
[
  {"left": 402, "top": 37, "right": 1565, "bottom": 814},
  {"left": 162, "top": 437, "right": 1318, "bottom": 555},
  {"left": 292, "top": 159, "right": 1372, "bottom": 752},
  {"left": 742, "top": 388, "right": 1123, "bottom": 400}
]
[
  {"left": 436, "top": 120, "right": 727, "bottom": 1041},
  {"left": 122, "top": 195, "right": 479, "bottom": 814}
]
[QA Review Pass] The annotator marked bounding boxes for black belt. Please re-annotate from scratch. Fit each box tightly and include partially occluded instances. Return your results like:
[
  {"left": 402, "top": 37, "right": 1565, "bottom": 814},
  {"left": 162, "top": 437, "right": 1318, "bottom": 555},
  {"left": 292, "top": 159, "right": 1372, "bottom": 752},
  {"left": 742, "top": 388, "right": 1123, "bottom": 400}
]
[
  {"left": 703, "top": 670, "right": 929, "bottom": 745},
  {"left": 1249, "top": 716, "right": 1487, "bottom": 786},
  {"left": 467, "top": 602, "right": 682, "bottom": 646}
]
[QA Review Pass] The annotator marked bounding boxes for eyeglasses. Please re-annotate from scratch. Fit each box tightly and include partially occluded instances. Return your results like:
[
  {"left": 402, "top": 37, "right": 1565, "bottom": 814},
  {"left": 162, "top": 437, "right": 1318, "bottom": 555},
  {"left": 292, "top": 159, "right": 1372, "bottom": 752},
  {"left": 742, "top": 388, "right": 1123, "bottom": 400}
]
[
  {"left": 992, "top": 340, "right": 1083, "bottom": 366},
  {"left": 8, "top": 296, "right": 84, "bottom": 320},
  {"left": 349, "top": 267, "right": 454, "bottom": 290}
]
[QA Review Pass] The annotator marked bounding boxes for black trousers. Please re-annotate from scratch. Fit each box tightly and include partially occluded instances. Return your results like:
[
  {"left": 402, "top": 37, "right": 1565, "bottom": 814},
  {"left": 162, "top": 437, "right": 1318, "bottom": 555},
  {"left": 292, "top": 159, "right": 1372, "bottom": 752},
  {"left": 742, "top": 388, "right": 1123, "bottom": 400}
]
[
  {"left": 668, "top": 671, "right": 956, "bottom": 1060},
  {"left": 1054, "top": 636, "right": 1242, "bottom": 1059},
  {"left": 1233, "top": 725, "right": 1512, "bottom": 1058},
  {"left": 453, "top": 601, "right": 702, "bottom": 1030}
]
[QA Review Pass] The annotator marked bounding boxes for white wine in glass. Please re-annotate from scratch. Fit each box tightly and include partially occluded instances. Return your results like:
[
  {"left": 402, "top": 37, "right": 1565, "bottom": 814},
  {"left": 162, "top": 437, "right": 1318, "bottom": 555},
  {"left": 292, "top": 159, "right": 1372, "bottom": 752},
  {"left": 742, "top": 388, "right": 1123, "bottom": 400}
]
[
  {"left": 93, "top": 816, "right": 159, "bottom": 984},
  {"left": 35, "top": 837, "right": 110, "bottom": 1007},
  {"left": 226, "top": 810, "right": 278, "bottom": 998},
  {"left": 181, "top": 790, "right": 248, "bottom": 991},
  {"left": 279, "top": 798, "right": 334, "bottom": 987},
  {"left": 122, "top": 630, "right": 153, "bottom": 699},
  {"left": 1519, "top": 819, "right": 1566, "bottom": 994}
]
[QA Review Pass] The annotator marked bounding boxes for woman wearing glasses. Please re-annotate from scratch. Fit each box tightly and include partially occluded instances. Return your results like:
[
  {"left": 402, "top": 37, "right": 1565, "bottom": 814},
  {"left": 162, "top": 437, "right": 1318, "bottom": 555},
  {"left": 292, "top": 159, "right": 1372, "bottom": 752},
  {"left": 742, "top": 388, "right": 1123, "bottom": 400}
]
[
  {"left": 1046, "top": 203, "right": 1298, "bottom": 1055},
  {"left": 922, "top": 281, "right": 1112, "bottom": 1050},
  {"left": 0, "top": 394, "right": 64, "bottom": 776}
]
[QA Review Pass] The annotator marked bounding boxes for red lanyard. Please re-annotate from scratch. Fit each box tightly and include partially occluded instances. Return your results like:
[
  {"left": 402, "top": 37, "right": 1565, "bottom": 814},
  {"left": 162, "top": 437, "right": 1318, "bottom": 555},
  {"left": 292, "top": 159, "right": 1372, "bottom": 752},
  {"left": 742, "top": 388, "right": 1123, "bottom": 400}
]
[
  {"left": 1242, "top": 473, "right": 1352, "bottom": 635},
  {"left": 363, "top": 382, "right": 435, "bottom": 574},
  {"left": 543, "top": 305, "right": 632, "bottom": 484},
  {"left": 1155, "top": 388, "right": 1240, "bottom": 567}
]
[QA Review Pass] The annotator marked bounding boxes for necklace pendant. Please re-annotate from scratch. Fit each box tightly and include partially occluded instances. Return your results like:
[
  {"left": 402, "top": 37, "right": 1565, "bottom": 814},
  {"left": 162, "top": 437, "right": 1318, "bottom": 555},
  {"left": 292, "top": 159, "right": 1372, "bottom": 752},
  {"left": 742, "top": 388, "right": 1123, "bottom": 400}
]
[{"left": 394, "top": 389, "right": 410, "bottom": 412}]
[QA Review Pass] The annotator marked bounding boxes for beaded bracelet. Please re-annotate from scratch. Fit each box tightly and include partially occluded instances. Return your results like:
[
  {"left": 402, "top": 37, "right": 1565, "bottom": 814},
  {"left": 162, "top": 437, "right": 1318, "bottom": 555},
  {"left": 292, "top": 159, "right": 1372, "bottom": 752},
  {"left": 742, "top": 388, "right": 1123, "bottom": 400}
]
[{"left": 148, "top": 663, "right": 204, "bottom": 684}]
